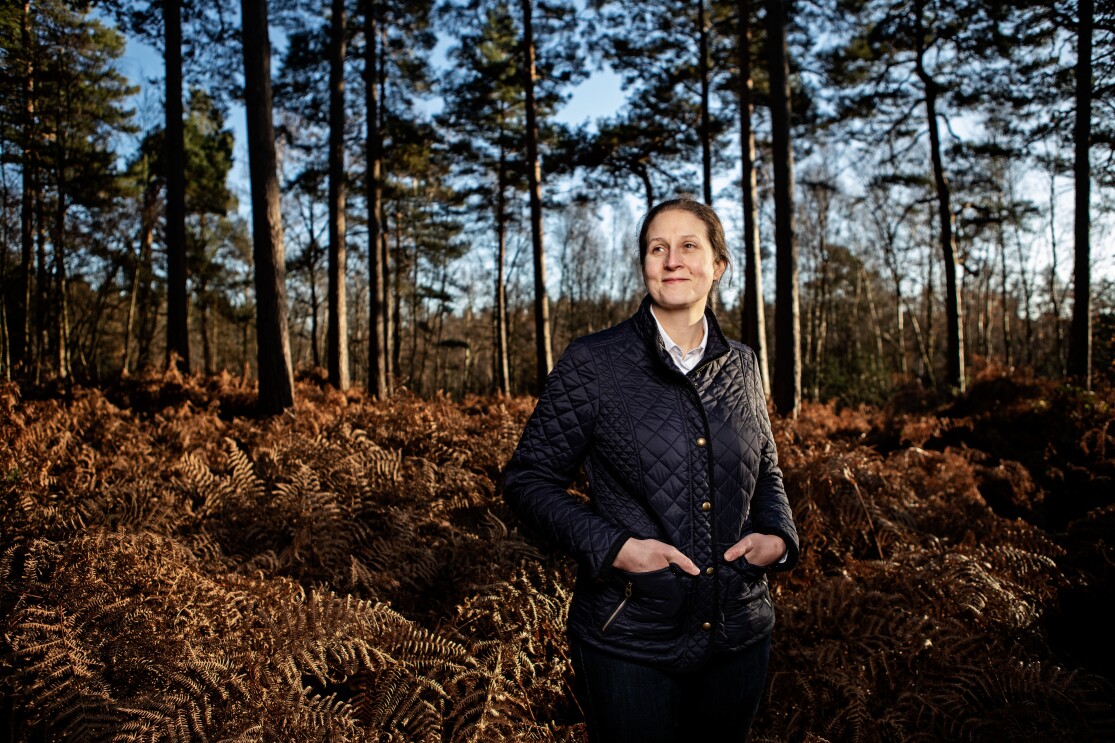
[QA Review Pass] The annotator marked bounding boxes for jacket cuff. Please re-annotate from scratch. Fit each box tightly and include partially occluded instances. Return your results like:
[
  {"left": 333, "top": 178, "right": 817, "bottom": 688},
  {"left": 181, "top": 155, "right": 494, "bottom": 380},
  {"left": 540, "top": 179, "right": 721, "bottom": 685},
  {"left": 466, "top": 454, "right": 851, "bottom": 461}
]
[
  {"left": 762, "top": 528, "right": 799, "bottom": 573},
  {"left": 596, "top": 531, "right": 635, "bottom": 580}
]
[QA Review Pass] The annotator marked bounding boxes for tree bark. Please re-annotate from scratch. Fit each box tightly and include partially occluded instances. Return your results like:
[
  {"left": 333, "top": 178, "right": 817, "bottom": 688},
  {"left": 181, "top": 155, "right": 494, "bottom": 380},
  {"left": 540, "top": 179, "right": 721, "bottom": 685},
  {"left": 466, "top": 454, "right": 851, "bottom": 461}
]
[
  {"left": 698, "top": 0, "right": 712, "bottom": 205},
  {"left": 364, "top": 0, "right": 388, "bottom": 398},
  {"left": 52, "top": 173, "right": 70, "bottom": 379},
  {"left": 494, "top": 113, "right": 511, "bottom": 395},
  {"left": 124, "top": 169, "right": 160, "bottom": 375},
  {"left": 15, "top": 0, "right": 34, "bottom": 372},
  {"left": 998, "top": 220, "right": 1011, "bottom": 367},
  {"left": 34, "top": 193, "right": 47, "bottom": 382},
  {"left": 521, "top": 0, "right": 553, "bottom": 391},
  {"left": 306, "top": 239, "right": 322, "bottom": 367},
  {"left": 164, "top": 0, "right": 190, "bottom": 372},
  {"left": 241, "top": 0, "right": 295, "bottom": 413},
  {"left": 327, "top": 0, "right": 350, "bottom": 389},
  {"left": 738, "top": 0, "right": 768, "bottom": 395},
  {"left": 915, "top": 4, "right": 964, "bottom": 392},
  {"left": 1069, "top": 0, "right": 1092, "bottom": 388},
  {"left": 379, "top": 40, "right": 394, "bottom": 393},
  {"left": 200, "top": 295, "right": 213, "bottom": 373},
  {"left": 1048, "top": 164, "right": 1066, "bottom": 373},
  {"left": 766, "top": 0, "right": 799, "bottom": 418}
]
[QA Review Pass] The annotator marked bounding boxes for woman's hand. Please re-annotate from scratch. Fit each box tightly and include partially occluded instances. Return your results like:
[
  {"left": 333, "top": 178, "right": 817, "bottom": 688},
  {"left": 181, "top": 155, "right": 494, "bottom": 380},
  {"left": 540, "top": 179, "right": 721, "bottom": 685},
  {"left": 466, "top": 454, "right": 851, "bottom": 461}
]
[
  {"left": 724, "top": 534, "right": 786, "bottom": 567},
  {"left": 613, "top": 538, "right": 700, "bottom": 576}
]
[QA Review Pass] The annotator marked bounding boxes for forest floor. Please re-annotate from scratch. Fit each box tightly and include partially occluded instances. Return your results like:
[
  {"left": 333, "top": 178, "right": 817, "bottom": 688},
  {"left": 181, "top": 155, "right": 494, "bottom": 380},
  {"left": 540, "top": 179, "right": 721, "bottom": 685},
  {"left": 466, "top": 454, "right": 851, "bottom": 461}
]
[{"left": 1, "top": 368, "right": 1113, "bottom": 742}]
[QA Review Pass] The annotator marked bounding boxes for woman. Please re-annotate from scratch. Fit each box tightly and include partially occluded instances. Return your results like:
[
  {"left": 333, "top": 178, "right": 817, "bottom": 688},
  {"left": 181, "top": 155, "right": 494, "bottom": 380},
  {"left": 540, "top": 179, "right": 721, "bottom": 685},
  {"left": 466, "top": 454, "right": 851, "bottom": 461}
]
[{"left": 504, "top": 196, "right": 799, "bottom": 742}]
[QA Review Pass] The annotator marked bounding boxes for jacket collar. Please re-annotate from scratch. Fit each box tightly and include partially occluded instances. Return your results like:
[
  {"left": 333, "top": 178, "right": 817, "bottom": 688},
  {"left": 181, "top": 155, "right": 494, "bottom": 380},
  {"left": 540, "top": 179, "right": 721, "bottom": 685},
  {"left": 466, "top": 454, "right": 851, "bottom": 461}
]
[{"left": 634, "top": 295, "right": 730, "bottom": 374}]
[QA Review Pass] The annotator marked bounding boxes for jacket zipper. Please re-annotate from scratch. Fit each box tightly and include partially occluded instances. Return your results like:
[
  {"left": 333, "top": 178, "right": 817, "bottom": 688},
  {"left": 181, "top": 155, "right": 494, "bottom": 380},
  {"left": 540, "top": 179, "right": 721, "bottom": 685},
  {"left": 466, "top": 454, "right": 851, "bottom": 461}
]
[{"left": 601, "top": 581, "right": 633, "bottom": 632}]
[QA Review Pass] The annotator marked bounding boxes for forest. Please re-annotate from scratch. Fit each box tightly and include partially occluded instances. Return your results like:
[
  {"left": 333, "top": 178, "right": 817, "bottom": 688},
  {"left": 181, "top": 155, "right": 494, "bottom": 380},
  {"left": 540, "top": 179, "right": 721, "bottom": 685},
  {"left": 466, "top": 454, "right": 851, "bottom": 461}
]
[
  {"left": 1, "top": 0, "right": 1114, "bottom": 740},
  {"left": 0, "top": 0, "right": 1111, "bottom": 405}
]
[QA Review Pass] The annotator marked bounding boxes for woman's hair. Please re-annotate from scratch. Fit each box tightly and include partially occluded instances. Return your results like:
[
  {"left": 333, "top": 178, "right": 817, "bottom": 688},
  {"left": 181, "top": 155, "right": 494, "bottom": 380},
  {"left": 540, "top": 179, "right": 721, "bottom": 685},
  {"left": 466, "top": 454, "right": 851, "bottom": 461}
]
[{"left": 636, "top": 194, "right": 733, "bottom": 304}]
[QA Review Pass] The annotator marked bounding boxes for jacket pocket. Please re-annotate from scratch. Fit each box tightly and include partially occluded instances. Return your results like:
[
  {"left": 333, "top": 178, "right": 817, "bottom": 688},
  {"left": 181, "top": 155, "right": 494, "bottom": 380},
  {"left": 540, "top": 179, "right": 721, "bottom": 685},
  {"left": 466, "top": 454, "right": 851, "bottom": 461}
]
[
  {"left": 600, "top": 565, "right": 692, "bottom": 639},
  {"left": 719, "top": 569, "right": 775, "bottom": 650}
]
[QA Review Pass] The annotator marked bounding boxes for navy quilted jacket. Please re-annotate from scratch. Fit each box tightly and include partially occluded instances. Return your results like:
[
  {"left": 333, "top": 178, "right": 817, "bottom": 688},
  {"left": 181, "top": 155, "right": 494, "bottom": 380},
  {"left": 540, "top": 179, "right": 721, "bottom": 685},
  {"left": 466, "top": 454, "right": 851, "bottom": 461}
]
[{"left": 504, "top": 297, "right": 799, "bottom": 670}]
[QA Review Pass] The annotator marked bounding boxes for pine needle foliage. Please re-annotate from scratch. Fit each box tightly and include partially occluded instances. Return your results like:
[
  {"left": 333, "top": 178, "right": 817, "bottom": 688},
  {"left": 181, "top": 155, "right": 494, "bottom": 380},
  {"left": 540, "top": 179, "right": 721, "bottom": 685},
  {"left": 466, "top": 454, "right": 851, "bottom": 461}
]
[{"left": 1, "top": 370, "right": 1113, "bottom": 741}]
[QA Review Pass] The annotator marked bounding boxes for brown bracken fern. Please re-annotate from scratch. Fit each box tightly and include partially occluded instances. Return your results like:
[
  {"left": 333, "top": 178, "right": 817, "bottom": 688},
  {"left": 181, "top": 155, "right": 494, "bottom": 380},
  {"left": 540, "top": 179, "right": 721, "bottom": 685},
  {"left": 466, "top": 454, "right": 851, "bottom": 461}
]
[{"left": 0, "top": 372, "right": 1112, "bottom": 741}]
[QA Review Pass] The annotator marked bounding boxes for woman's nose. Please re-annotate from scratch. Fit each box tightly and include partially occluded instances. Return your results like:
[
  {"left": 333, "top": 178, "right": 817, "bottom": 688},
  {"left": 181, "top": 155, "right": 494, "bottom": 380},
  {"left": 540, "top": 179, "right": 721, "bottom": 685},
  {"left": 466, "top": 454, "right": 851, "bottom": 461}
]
[{"left": 664, "top": 246, "right": 682, "bottom": 268}]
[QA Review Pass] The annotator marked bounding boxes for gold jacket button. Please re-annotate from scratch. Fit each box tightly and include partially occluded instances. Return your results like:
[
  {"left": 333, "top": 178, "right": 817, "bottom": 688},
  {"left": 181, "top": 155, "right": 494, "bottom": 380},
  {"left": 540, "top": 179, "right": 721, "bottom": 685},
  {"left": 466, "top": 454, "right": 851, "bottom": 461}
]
[
  {"left": 701, "top": 622, "right": 712, "bottom": 631},
  {"left": 705, "top": 567, "right": 714, "bottom": 576},
  {"left": 696, "top": 437, "right": 707, "bottom": 447},
  {"left": 701, "top": 501, "right": 712, "bottom": 512}
]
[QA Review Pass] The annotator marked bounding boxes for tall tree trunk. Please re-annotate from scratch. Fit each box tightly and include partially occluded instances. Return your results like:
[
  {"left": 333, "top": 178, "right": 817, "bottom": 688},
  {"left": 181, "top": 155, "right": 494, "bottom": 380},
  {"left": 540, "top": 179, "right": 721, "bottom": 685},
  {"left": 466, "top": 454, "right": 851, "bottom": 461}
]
[
  {"left": 200, "top": 293, "right": 214, "bottom": 374},
  {"left": 392, "top": 215, "right": 402, "bottom": 376},
  {"left": 327, "top": 0, "right": 349, "bottom": 389},
  {"left": 34, "top": 195, "right": 47, "bottom": 382},
  {"left": 15, "top": 0, "right": 34, "bottom": 372},
  {"left": 924, "top": 226, "right": 935, "bottom": 381},
  {"left": 0, "top": 273, "right": 8, "bottom": 380},
  {"left": 1069, "top": 0, "right": 1092, "bottom": 388},
  {"left": 309, "top": 248, "right": 322, "bottom": 367},
  {"left": 863, "top": 268, "right": 885, "bottom": 379},
  {"left": 164, "top": 0, "right": 190, "bottom": 372},
  {"left": 364, "top": 0, "right": 388, "bottom": 398},
  {"left": 54, "top": 252, "right": 70, "bottom": 380},
  {"left": 1013, "top": 221, "right": 1035, "bottom": 369},
  {"left": 241, "top": 0, "right": 295, "bottom": 414},
  {"left": 521, "top": 0, "right": 553, "bottom": 391},
  {"left": 494, "top": 118, "right": 511, "bottom": 396},
  {"left": 53, "top": 179, "right": 69, "bottom": 380},
  {"left": 382, "top": 212, "right": 393, "bottom": 391},
  {"left": 379, "top": 42, "right": 394, "bottom": 393},
  {"left": 915, "top": 5, "right": 963, "bottom": 392},
  {"left": 1048, "top": 163, "right": 1066, "bottom": 373},
  {"left": 811, "top": 257, "right": 829, "bottom": 401},
  {"left": 136, "top": 192, "right": 158, "bottom": 370},
  {"left": 998, "top": 221, "right": 1011, "bottom": 367},
  {"left": 977, "top": 266, "right": 990, "bottom": 358},
  {"left": 894, "top": 277, "right": 907, "bottom": 376},
  {"left": 698, "top": 0, "right": 712, "bottom": 205},
  {"left": 123, "top": 170, "right": 160, "bottom": 375},
  {"left": 766, "top": 0, "right": 800, "bottom": 418},
  {"left": 908, "top": 302, "right": 934, "bottom": 387},
  {"left": 738, "top": 0, "right": 768, "bottom": 394}
]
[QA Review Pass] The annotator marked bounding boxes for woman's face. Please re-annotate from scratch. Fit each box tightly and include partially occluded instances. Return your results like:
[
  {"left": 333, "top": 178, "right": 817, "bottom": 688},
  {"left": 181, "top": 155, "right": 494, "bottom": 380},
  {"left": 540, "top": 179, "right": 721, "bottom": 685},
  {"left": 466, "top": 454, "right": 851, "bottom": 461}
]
[{"left": 642, "top": 209, "right": 726, "bottom": 314}]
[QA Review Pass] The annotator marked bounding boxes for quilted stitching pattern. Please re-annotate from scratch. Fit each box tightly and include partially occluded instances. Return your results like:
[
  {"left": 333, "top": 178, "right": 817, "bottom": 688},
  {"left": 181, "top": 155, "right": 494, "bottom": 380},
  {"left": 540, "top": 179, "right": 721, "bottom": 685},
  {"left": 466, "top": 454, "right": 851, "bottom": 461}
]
[{"left": 504, "top": 296, "right": 799, "bottom": 671}]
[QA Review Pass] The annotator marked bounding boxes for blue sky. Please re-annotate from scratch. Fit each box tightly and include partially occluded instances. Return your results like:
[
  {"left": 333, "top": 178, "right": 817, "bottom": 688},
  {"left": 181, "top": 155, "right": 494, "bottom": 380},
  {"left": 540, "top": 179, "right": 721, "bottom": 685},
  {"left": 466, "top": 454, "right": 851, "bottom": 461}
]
[{"left": 117, "top": 27, "right": 627, "bottom": 199}]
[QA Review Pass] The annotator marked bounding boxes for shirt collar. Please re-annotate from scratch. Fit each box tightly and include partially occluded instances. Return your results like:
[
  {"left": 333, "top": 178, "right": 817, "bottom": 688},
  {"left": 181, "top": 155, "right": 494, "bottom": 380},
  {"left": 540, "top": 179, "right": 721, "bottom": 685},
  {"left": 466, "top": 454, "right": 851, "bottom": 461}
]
[{"left": 649, "top": 307, "right": 708, "bottom": 372}]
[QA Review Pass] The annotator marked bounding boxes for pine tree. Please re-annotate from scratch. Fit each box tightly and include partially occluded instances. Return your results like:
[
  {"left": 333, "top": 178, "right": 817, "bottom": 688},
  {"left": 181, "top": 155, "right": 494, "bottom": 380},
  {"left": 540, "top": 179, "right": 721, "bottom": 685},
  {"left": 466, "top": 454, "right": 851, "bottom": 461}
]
[
  {"left": 327, "top": 0, "right": 350, "bottom": 390},
  {"left": 242, "top": 0, "right": 295, "bottom": 413},
  {"left": 440, "top": 1, "right": 526, "bottom": 395},
  {"left": 766, "top": 0, "right": 800, "bottom": 417},
  {"left": 737, "top": 0, "right": 768, "bottom": 393},
  {"left": 0, "top": 0, "right": 136, "bottom": 381}
]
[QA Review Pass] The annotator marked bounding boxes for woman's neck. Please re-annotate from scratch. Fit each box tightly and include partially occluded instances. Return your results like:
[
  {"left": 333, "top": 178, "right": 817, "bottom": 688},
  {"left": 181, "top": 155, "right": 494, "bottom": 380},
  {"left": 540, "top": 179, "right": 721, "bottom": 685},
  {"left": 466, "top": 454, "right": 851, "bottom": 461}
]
[{"left": 650, "top": 303, "right": 707, "bottom": 354}]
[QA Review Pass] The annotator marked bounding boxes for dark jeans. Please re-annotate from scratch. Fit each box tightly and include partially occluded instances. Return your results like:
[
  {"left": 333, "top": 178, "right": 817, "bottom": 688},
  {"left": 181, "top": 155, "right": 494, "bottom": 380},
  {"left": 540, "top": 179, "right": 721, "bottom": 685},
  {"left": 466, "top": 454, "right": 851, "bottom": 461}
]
[{"left": 570, "top": 634, "right": 772, "bottom": 743}]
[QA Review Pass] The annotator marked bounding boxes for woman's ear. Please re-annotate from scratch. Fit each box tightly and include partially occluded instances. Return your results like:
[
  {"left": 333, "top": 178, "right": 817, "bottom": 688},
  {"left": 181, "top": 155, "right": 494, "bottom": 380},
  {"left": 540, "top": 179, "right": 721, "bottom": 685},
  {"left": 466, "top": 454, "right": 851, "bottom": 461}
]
[{"left": 714, "top": 259, "right": 727, "bottom": 281}]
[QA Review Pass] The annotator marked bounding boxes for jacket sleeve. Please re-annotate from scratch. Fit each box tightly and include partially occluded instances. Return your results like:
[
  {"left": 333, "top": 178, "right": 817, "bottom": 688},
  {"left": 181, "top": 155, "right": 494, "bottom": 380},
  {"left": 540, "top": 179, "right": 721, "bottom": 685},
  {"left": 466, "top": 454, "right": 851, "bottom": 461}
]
[
  {"left": 745, "top": 347, "right": 800, "bottom": 572},
  {"left": 503, "top": 340, "right": 632, "bottom": 579}
]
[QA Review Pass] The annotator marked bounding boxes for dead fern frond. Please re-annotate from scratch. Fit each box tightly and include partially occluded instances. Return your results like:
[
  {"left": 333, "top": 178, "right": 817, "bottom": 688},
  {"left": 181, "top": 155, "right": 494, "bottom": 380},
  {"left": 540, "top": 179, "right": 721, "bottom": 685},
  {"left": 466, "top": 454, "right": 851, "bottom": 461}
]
[{"left": 351, "top": 662, "right": 443, "bottom": 742}]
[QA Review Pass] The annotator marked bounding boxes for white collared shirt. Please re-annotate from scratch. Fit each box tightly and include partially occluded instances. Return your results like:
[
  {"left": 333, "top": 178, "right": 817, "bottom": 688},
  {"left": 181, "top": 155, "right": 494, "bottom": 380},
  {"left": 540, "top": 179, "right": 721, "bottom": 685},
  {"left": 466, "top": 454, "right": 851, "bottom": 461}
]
[{"left": 650, "top": 309, "right": 708, "bottom": 373}]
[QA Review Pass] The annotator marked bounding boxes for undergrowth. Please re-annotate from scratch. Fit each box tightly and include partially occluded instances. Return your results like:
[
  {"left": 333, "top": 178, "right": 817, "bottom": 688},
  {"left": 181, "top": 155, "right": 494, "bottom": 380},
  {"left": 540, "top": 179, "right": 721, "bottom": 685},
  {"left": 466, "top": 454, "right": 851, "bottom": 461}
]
[{"left": 0, "top": 366, "right": 1112, "bottom": 741}]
